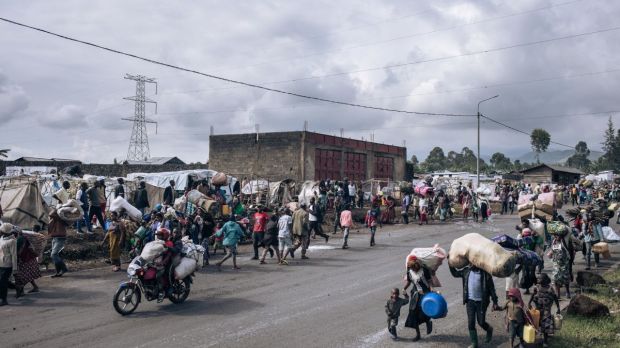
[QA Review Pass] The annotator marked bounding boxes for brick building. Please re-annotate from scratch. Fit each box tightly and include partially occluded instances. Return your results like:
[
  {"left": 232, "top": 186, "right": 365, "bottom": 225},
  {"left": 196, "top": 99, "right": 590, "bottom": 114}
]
[{"left": 209, "top": 131, "right": 407, "bottom": 182}]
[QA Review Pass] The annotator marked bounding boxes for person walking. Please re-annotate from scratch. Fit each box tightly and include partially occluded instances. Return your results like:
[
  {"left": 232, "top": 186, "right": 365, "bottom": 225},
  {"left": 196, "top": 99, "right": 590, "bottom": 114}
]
[
  {"left": 163, "top": 180, "right": 177, "bottom": 206},
  {"left": 333, "top": 195, "right": 343, "bottom": 234},
  {"left": 291, "top": 203, "right": 310, "bottom": 259},
  {"left": 385, "top": 288, "right": 410, "bottom": 340},
  {"left": 75, "top": 182, "right": 91, "bottom": 233},
  {"left": 259, "top": 215, "right": 279, "bottom": 264},
  {"left": 14, "top": 228, "right": 41, "bottom": 297},
  {"left": 101, "top": 211, "right": 126, "bottom": 272},
  {"left": 403, "top": 255, "right": 433, "bottom": 342},
  {"left": 401, "top": 193, "right": 411, "bottom": 224},
  {"left": 365, "top": 204, "right": 379, "bottom": 246},
  {"left": 450, "top": 264, "right": 499, "bottom": 348},
  {"left": 114, "top": 178, "right": 125, "bottom": 198},
  {"left": 87, "top": 181, "right": 106, "bottom": 231},
  {"left": 308, "top": 197, "right": 329, "bottom": 243},
  {"left": 583, "top": 211, "right": 601, "bottom": 270},
  {"left": 340, "top": 204, "right": 352, "bottom": 249},
  {"left": 48, "top": 210, "right": 69, "bottom": 277},
  {"left": 548, "top": 233, "right": 571, "bottom": 299},
  {"left": 215, "top": 216, "right": 244, "bottom": 271},
  {"left": 134, "top": 181, "right": 150, "bottom": 215},
  {"left": 0, "top": 223, "right": 18, "bottom": 306},
  {"left": 528, "top": 273, "right": 561, "bottom": 348},
  {"left": 251, "top": 207, "right": 269, "bottom": 260},
  {"left": 277, "top": 208, "right": 293, "bottom": 265}
]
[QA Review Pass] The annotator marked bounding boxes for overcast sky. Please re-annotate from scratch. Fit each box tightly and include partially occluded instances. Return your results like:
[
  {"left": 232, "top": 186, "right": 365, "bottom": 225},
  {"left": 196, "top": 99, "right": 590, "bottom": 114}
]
[{"left": 1, "top": 0, "right": 618, "bottom": 164}]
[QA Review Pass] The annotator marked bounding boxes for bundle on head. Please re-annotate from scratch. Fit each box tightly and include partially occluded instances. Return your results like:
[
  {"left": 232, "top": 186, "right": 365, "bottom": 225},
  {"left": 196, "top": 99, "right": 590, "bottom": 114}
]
[{"left": 448, "top": 233, "right": 517, "bottom": 278}]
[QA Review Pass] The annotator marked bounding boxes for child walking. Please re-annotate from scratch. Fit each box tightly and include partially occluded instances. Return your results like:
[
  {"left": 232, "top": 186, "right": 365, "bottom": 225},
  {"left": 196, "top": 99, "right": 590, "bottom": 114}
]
[
  {"left": 385, "top": 288, "right": 409, "bottom": 340},
  {"left": 528, "top": 273, "right": 560, "bottom": 348},
  {"left": 365, "top": 205, "right": 379, "bottom": 246},
  {"left": 497, "top": 288, "right": 528, "bottom": 348}
]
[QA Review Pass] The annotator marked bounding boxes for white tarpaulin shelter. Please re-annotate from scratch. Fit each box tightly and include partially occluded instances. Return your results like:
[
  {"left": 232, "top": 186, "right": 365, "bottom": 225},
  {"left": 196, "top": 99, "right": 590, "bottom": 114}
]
[
  {"left": 126, "top": 169, "right": 238, "bottom": 204},
  {"left": 0, "top": 178, "right": 50, "bottom": 228},
  {"left": 269, "top": 179, "right": 296, "bottom": 206},
  {"left": 241, "top": 180, "right": 269, "bottom": 195},
  {"left": 298, "top": 181, "right": 319, "bottom": 206}
]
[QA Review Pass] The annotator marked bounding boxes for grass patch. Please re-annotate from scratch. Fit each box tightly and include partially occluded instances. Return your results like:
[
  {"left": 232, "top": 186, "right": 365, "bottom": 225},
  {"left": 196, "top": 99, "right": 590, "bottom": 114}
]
[{"left": 551, "top": 267, "right": 620, "bottom": 348}]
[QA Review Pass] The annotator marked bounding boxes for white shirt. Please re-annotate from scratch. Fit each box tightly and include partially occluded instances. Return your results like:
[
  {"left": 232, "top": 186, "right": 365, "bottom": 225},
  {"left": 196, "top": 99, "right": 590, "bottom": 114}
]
[
  {"left": 278, "top": 215, "right": 292, "bottom": 238},
  {"left": 308, "top": 205, "right": 318, "bottom": 222},
  {"left": 348, "top": 184, "right": 356, "bottom": 196},
  {"left": 419, "top": 198, "right": 427, "bottom": 207}
]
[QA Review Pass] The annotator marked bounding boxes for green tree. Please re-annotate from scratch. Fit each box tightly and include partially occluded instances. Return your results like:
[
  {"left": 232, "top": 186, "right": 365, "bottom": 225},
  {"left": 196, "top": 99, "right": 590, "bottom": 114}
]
[
  {"left": 408, "top": 155, "right": 420, "bottom": 173},
  {"left": 530, "top": 128, "right": 551, "bottom": 164},
  {"left": 422, "top": 147, "right": 446, "bottom": 172},
  {"left": 490, "top": 152, "right": 512, "bottom": 171},
  {"left": 566, "top": 141, "right": 591, "bottom": 172},
  {"left": 0, "top": 149, "right": 9, "bottom": 159},
  {"left": 460, "top": 147, "right": 479, "bottom": 173},
  {"left": 513, "top": 159, "right": 522, "bottom": 171}
]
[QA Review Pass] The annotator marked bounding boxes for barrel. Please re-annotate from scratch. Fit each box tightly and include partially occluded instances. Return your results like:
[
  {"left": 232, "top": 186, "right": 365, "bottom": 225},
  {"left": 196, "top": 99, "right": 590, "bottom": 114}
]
[{"left": 421, "top": 292, "right": 448, "bottom": 319}]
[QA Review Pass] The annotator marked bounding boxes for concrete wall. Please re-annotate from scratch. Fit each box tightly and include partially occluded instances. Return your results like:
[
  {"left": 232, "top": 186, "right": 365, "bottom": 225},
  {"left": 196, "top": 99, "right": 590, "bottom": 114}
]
[
  {"left": 0, "top": 161, "right": 206, "bottom": 178},
  {"left": 209, "top": 132, "right": 303, "bottom": 182}
]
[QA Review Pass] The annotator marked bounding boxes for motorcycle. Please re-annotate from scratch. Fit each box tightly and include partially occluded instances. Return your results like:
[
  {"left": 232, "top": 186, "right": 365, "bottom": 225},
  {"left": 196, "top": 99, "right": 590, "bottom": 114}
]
[{"left": 112, "top": 256, "right": 193, "bottom": 315}]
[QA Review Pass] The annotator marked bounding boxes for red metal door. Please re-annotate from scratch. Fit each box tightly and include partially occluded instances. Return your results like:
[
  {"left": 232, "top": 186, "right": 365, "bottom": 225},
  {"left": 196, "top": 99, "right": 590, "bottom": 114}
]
[
  {"left": 344, "top": 152, "right": 367, "bottom": 181},
  {"left": 315, "top": 149, "right": 341, "bottom": 180},
  {"left": 374, "top": 156, "right": 394, "bottom": 180}
]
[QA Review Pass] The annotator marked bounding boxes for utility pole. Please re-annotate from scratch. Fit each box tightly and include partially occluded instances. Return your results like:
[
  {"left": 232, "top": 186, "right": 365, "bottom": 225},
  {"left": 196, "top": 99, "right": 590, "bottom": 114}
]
[
  {"left": 476, "top": 95, "right": 499, "bottom": 188},
  {"left": 122, "top": 74, "right": 158, "bottom": 161}
]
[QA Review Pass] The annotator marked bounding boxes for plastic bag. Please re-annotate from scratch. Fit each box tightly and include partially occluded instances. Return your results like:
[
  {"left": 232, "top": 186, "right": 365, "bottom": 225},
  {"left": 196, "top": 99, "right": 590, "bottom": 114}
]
[
  {"left": 109, "top": 196, "right": 142, "bottom": 222},
  {"left": 601, "top": 226, "right": 620, "bottom": 243},
  {"left": 57, "top": 199, "right": 84, "bottom": 222}
]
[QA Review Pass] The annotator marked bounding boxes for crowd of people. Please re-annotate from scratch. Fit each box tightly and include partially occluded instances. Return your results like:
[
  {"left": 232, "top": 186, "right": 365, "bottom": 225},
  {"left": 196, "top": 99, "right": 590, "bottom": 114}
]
[{"left": 0, "top": 174, "right": 619, "bottom": 348}]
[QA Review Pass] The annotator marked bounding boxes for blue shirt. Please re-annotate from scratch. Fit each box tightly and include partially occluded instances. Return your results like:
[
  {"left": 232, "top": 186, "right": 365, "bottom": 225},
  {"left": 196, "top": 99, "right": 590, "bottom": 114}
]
[{"left": 468, "top": 269, "right": 483, "bottom": 301}]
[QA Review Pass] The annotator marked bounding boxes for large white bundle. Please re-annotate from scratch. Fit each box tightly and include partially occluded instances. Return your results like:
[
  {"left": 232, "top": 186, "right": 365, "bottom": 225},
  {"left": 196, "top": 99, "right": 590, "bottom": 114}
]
[
  {"left": 110, "top": 196, "right": 142, "bottom": 222},
  {"left": 448, "top": 233, "right": 517, "bottom": 278},
  {"left": 528, "top": 219, "right": 545, "bottom": 235},
  {"left": 601, "top": 226, "right": 620, "bottom": 243},
  {"left": 476, "top": 186, "right": 492, "bottom": 196},
  {"left": 535, "top": 192, "right": 555, "bottom": 215},
  {"left": 186, "top": 190, "right": 206, "bottom": 205},
  {"left": 174, "top": 257, "right": 198, "bottom": 279},
  {"left": 405, "top": 245, "right": 447, "bottom": 272},
  {"left": 518, "top": 194, "right": 534, "bottom": 206},
  {"left": 173, "top": 196, "right": 187, "bottom": 211},
  {"left": 57, "top": 199, "right": 84, "bottom": 222},
  {"left": 140, "top": 240, "right": 165, "bottom": 262}
]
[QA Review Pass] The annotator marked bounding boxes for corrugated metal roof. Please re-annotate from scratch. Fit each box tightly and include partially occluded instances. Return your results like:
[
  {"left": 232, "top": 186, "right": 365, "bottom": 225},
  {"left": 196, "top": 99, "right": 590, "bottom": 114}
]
[
  {"left": 15, "top": 157, "right": 80, "bottom": 162},
  {"left": 125, "top": 157, "right": 185, "bottom": 165},
  {"left": 521, "top": 163, "right": 583, "bottom": 175}
]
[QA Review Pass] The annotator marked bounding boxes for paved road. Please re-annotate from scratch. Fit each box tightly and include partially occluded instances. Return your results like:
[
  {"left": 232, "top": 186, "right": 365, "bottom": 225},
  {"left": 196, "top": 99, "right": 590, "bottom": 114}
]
[{"left": 2, "top": 214, "right": 618, "bottom": 348}]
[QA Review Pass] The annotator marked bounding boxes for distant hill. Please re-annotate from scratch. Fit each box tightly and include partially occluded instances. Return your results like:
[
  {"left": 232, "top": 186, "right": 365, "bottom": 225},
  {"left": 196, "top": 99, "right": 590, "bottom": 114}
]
[{"left": 516, "top": 150, "right": 603, "bottom": 165}]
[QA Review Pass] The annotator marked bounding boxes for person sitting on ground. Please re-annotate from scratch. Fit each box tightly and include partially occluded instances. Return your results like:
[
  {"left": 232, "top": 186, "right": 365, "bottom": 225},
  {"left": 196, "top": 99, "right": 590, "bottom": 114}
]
[{"left": 385, "top": 288, "right": 409, "bottom": 340}]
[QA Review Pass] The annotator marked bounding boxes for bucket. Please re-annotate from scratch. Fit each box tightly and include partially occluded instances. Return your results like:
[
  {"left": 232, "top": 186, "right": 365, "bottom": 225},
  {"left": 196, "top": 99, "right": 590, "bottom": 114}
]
[{"left": 421, "top": 292, "right": 448, "bottom": 319}]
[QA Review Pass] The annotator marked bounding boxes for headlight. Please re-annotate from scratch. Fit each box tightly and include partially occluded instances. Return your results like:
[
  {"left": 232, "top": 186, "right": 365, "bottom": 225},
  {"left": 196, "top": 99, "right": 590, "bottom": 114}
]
[{"left": 127, "top": 267, "right": 137, "bottom": 276}]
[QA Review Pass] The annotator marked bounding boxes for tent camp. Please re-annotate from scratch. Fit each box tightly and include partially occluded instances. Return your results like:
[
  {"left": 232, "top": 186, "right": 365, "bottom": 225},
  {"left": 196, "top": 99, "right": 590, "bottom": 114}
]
[
  {"left": 126, "top": 169, "right": 238, "bottom": 207},
  {"left": 0, "top": 178, "right": 50, "bottom": 229}
]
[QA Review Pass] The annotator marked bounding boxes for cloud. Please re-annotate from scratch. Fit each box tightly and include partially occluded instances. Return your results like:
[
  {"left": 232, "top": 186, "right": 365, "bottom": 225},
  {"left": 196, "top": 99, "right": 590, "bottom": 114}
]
[
  {"left": 40, "top": 104, "right": 89, "bottom": 129},
  {"left": 0, "top": 0, "right": 619, "bottom": 163},
  {"left": 0, "top": 71, "right": 29, "bottom": 123}
]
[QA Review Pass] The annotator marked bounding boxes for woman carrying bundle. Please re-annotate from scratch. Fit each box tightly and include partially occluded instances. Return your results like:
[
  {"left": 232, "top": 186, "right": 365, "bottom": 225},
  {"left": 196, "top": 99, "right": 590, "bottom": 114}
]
[{"left": 403, "top": 255, "right": 433, "bottom": 342}]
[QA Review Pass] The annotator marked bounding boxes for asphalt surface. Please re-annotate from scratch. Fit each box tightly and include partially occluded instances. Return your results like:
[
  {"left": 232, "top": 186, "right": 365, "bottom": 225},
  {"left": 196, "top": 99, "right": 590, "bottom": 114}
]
[{"left": 2, "top": 213, "right": 618, "bottom": 348}]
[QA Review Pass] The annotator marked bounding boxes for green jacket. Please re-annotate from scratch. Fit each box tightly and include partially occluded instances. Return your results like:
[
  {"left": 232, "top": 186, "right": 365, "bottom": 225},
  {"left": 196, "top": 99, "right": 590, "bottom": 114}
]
[
  {"left": 450, "top": 265, "right": 498, "bottom": 310},
  {"left": 216, "top": 221, "right": 244, "bottom": 246}
]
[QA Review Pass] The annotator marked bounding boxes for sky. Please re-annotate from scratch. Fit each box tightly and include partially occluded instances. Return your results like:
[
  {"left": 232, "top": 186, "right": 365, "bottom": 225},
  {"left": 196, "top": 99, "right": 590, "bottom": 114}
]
[{"left": 1, "top": 0, "right": 619, "bottom": 164}]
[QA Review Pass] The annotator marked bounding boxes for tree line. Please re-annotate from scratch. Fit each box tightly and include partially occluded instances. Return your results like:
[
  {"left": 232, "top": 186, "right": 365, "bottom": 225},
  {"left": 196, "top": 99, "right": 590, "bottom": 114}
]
[{"left": 409, "top": 117, "right": 619, "bottom": 174}]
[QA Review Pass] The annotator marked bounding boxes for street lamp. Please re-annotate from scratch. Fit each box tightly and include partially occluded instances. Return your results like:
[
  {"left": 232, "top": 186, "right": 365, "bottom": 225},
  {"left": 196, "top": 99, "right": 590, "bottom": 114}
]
[{"left": 477, "top": 95, "right": 499, "bottom": 188}]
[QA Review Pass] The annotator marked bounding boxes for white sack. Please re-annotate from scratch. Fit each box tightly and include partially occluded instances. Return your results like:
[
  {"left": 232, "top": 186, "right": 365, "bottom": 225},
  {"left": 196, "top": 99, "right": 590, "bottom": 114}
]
[
  {"left": 174, "top": 257, "right": 198, "bottom": 280},
  {"left": 529, "top": 219, "right": 545, "bottom": 235},
  {"left": 448, "top": 233, "right": 517, "bottom": 278},
  {"left": 110, "top": 196, "right": 142, "bottom": 222},
  {"left": 140, "top": 240, "right": 165, "bottom": 262},
  {"left": 602, "top": 226, "right": 620, "bottom": 243},
  {"left": 405, "top": 245, "right": 447, "bottom": 272},
  {"left": 57, "top": 199, "right": 84, "bottom": 222}
]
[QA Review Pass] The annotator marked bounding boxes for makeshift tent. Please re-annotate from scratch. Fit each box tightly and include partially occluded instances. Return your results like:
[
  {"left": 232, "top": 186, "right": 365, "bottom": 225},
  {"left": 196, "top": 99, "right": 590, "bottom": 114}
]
[
  {"left": 269, "top": 179, "right": 296, "bottom": 206},
  {"left": 126, "top": 169, "right": 238, "bottom": 205},
  {"left": 241, "top": 180, "right": 270, "bottom": 195},
  {"left": 298, "top": 181, "right": 320, "bottom": 205},
  {"left": 0, "top": 178, "right": 50, "bottom": 228}
]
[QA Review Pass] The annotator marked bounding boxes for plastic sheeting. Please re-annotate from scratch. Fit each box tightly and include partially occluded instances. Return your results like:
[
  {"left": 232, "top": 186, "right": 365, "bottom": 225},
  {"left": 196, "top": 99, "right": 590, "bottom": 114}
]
[
  {"left": 298, "top": 181, "right": 320, "bottom": 206},
  {"left": 241, "top": 180, "right": 269, "bottom": 195},
  {"left": 0, "top": 179, "right": 50, "bottom": 228}
]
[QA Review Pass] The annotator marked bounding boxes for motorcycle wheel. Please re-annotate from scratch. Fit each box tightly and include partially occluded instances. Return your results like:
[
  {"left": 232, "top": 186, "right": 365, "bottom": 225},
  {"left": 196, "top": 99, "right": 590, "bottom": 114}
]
[
  {"left": 168, "top": 277, "right": 191, "bottom": 304},
  {"left": 113, "top": 283, "right": 141, "bottom": 315}
]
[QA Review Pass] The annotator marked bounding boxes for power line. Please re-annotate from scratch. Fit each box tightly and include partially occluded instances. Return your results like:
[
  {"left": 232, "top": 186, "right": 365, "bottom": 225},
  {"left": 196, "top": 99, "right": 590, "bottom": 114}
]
[
  {"left": 0, "top": 17, "right": 475, "bottom": 118},
  {"left": 265, "top": 25, "right": 620, "bottom": 84},
  {"left": 480, "top": 114, "right": 573, "bottom": 148}
]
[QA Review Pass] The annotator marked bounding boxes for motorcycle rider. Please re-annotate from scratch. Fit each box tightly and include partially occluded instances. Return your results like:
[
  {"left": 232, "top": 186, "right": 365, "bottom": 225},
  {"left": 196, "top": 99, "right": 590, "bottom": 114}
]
[{"left": 154, "top": 228, "right": 182, "bottom": 301}]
